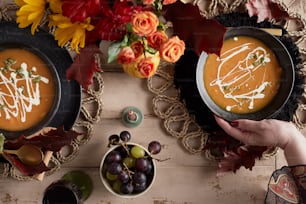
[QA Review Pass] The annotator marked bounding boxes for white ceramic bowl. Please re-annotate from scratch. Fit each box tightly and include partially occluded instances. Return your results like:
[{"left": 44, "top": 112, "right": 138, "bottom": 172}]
[{"left": 99, "top": 142, "right": 156, "bottom": 198}]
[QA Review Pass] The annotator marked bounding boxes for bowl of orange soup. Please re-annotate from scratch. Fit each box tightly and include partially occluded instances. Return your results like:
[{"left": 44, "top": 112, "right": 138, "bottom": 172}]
[
  {"left": 196, "top": 27, "right": 295, "bottom": 121},
  {"left": 0, "top": 45, "right": 61, "bottom": 138}
]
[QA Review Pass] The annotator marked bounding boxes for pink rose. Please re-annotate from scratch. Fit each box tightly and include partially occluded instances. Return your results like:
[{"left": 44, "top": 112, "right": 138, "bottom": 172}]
[
  {"left": 131, "top": 11, "right": 159, "bottom": 37},
  {"left": 160, "top": 36, "right": 185, "bottom": 63},
  {"left": 162, "top": 0, "right": 177, "bottom": 5},
  {"left": 147, "top": 31, "right": 168, "bottom": 50},
  {"left": 117, "top": 47, "right": 135, "bottom": 64}
]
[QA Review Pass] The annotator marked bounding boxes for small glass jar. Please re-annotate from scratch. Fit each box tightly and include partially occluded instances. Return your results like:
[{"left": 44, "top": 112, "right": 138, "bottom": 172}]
[{"left": 42, "top": 170, "right": 93, "bottom": 204}]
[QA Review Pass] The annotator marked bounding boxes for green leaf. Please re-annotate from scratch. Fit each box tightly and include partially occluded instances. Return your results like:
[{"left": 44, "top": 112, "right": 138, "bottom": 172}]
[
  {"left": 107, "top": 42, "right": 122, "bottom": 63},
  {"left": 126, "top": 23, "right": 133, "bottom": 33}
]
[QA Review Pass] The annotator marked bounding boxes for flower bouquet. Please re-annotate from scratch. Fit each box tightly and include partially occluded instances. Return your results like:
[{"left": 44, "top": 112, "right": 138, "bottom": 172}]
[{"left": 14, "top": 0, "right": 185, "bottom": 88}]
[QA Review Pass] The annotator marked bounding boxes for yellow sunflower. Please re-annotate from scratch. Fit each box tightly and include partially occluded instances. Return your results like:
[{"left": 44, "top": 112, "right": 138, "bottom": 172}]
[
  {"left": 15, "top": 0, "right": 47, "bottom": 34},
  {"left": 47, "top": 0, "right": 62, "bottom": 14},
  {"left": 48, "top": 14, "right": 95, "bottom": 53}
]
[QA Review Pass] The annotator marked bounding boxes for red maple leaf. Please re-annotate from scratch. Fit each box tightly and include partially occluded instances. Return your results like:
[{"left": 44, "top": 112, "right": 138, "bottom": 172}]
[
  {"left": 3, "top": 126, "right": 82, "bottom": 176},
  {"left": 217, "top": 145, "right": 268, "bottom": 175},
  {"left": 66, "top": 44, "right": 102, "bottom": 91},
  {"left": 164, "top": 1, "right": 226, "bottom": 56}
]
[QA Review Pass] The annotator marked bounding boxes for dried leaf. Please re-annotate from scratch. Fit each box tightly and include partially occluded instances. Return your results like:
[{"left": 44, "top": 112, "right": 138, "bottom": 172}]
[
  {"left": 217, "top": 145, "right": 268, "bottom": 174},
  {"left": 3, "top": 127, "right": 82, "bottom": 176},
  {"left": 66, "top": 44, "right": 102, "bottom": 91},
  {"left": 164, "top": 1, "right": 226, "bottom": 56}
]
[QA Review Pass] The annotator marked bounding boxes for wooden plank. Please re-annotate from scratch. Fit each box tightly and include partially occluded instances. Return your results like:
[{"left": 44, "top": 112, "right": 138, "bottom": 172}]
[{"left": 0, "top": 166, "right": 273, "bottom": 204}]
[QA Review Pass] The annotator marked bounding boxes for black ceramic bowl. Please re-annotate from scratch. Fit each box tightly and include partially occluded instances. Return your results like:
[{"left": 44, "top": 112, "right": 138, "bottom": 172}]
[
  {"left": 0, "top": 21, "right": 81, "bottom": 140},
  {"left": 196, "top": 27, "right": 295, "bottom": 121},
  {"left": 0, "top": 43, "right": 61, "bottom": 139}
]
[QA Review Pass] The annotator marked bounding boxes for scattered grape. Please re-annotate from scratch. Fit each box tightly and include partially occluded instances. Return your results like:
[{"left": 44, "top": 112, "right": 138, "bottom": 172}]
[
  {"left": 108, "top": 134, "right": 120, "bottom": 146},
  {"left": 130, "top": 146, "right": 145, "bottom": 158},
  {"left": 148, "top": 141, "right": 161, "bottom": 154},
  {"left": 120, "top": 131, "right": 131, "bottom": 142}
]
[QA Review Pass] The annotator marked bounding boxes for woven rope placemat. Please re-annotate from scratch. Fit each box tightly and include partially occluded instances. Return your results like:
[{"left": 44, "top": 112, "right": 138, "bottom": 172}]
[
  {"left": 0, "top": 4, "right": 104, "bottom": 180},
  {"left": 147, "top": 0, "right": 306, "bottom": 159}
]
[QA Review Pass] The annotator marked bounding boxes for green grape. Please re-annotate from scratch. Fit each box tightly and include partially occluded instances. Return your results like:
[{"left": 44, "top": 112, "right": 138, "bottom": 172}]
[
  {"left": 106, "top": 171, "right": 118, "bottom": 181},
  {"left": 130, "top": 146, "right": 145, "bottom": 158},
  {"left": 123, "top": 157, "right": 136, "bottom": 168},
  {"left": 112, "top": 180, "right": 122, "bottom": 193}
]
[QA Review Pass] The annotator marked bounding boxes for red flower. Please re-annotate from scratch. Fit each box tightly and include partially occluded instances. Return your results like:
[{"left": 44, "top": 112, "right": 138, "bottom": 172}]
[
  {"left": 62, "top": 0, "right": 101, "bottom": 23},
  {"left": 93, "top": 0, "right": 143, "bottom": 41}
]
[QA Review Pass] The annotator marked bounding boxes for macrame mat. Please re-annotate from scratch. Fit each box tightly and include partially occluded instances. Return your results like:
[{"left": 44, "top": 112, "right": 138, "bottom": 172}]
[
  {"left": 147, "top": 0, "right": 306, "bottom": 159},
  {"left": 0, "top": 4, "right": 104, "bottom": 180}
]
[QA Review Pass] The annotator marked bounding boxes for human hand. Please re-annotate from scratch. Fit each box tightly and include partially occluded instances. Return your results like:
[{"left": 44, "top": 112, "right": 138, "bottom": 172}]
[
  {"left": 214, "top": 116, "right": 306, "bottom": 165},
  {"left": 214, "top": 116, "right": 298, "bottom": 149}
]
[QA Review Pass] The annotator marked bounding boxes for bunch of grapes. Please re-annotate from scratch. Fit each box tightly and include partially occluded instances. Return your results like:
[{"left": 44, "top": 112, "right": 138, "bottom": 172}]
[{"left": 102, "top": 130, "right": 162, "bottom": 195}]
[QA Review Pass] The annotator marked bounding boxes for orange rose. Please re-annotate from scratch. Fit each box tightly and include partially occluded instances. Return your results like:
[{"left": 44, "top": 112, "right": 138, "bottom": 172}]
[
  {"left": 117, "top": 47, "right": 135, "bottom": 64},
  {"left": 137, "top": 57, "right": 156, "bottom": 77},
  {"left": 143, "top": 0, "right": 155, "bottom": 5},
  {"left": 162, "top": 0, "right": 177, "bottom": 5},
  {"left": 147, "top": 31, "right": 168, "bottom": 50},
  {"left": 121, "top": 52, "right": 160, "bottom": 78},
  {"left": 131, "top": 40, "right": 144, "bottom": 59},
  {"left": 131, "top": 11, "right": 159, "bottom": 37},
  {"left": 160, "top": 36, "right": 185, "bottom": 63}
]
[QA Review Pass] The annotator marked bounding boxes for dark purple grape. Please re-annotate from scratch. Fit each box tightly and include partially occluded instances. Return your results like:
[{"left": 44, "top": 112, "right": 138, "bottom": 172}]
[
  {"left": 121, "top": 183, "right": 134, "bottom": 194},
  {"left": 116, "top": 145, "right": 130, "bottom": 158},
  {"left": 119, "top": 131, "right": 131, "bottom": 142},
  {"left": 145, "top": 161, "right": 153, "bottom": 175},
  {"left": 107, "top": 162, "right": 122, "bottom": 175},
  {"left": 105, "top": 151, "right": 122, "bottom": 164},
  {"left": 108, "top": 134, "right": 120, "bottom": 145},
  {"left": 118, "top": 171, "right": 130, "bottom": 184},
  {"left": 134, "top": 182, "right": 147, "bottom": 193},
  {"left": 133, "top": 172, "right": 147, "bottom": 185},
  {"left": 148, "top": 141, "right": 161, "bottom": 154},
  {"left": 135, "top": 158, "right": 149, "bottom": 172}
]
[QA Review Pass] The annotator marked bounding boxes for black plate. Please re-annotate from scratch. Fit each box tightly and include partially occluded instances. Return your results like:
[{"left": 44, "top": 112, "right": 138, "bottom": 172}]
[
  {"left": 0, "top": 21, "right": 81, "bottom": 139},
  {"left": 196, "top": 27, "right": 295, "bottom": 121}
]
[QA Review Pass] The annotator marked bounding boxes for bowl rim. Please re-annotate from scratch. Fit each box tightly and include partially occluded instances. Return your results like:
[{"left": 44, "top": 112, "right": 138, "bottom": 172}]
[
  {"left": 99, "top": 142, "right": 157, "bottom": 198},
  {"left": 196, "top": 26, "right": 295, "bottom": 121}
]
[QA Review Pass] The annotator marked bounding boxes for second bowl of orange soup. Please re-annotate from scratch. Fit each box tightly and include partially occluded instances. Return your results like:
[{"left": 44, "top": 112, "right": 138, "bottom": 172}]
[{"left": 196, "top": 27, "right": 295, "bottom": 121}]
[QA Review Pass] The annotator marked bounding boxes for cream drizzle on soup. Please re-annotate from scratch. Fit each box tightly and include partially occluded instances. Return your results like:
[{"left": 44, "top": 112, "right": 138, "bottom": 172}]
[
  {"left": 204, "top": 36, "right": 282, "bottom": 114},
  {"left": 0, "top": 49, "right": 55, "bottom": 131}
]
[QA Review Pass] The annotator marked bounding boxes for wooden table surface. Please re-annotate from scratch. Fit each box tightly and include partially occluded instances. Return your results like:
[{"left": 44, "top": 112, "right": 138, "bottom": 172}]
[{"left": 0, "top": 1, "right": 305, "bottom": 204}]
